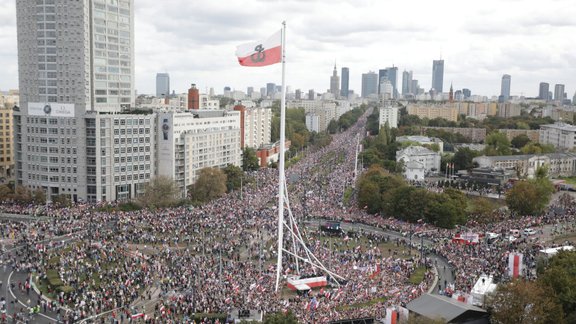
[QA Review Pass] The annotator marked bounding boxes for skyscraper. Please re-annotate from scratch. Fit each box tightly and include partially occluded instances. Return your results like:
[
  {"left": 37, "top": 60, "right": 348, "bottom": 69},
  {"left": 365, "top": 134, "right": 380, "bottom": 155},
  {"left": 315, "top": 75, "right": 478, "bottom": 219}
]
[
  {"left": 432, "top": 60, "right": 444, "bottom": 93},
  {"left": 362, "top": 72, "right": 378, "bottom": 98},
  {"left": 554, "top": 84, "right": 565, "bottom": 101},
  {"left": 500, "top": 74, "right": 511, "bottom": 102},
  {"left": 266, "top": 83, "right": 276, "bottom": 97},
  {"left": 341, "top": 67, "right": 350, "bottom": 98},
  {"left": 539, "top": 82, "right": 550, "bottom": 100},
  {"left": 15, "top": 0, "right": 137, "bottom": 202},
  {"left": 156, "top": 73, "right": 170, "bottom": 97},
  {"left": 402, "top": 70, "right": 413, "bottom": 96},
  {"left": 330, "top": 65, "right": 340, "bottom": 98},
  {"left": 378, "top": 69, "right": 388, "bottom": 94},
  {"left": 386, "top": 66, "right": 398, "bottom": 98}
]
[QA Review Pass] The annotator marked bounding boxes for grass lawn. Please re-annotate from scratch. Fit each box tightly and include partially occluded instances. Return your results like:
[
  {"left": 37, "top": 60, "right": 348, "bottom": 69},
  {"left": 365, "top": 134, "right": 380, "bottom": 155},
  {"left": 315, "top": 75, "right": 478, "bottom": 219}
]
[
  {"left": 408, "top": 266, "right": 427, "bottom": 285},
  {"left": 317, "top": 235, "right": 416, "bottom": 259},
  {"left": 557, "top": 177, "right": 576, "bottom": 186},
  {"left": 336, "top": 297, "right": 386, "bottom": 311}
]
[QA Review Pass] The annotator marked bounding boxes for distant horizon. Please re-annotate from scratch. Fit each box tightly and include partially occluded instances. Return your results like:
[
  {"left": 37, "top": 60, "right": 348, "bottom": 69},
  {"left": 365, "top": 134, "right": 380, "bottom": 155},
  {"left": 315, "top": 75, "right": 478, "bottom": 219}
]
[{"left": 0, "top": 0, "right": 575, "bottom": 99}]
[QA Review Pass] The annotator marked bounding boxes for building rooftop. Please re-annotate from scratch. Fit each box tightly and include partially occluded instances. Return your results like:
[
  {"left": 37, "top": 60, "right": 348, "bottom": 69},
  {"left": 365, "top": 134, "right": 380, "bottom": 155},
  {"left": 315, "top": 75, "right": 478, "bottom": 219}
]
[
  {"left": 397, "top": 135, "right": 442, "bottom": 143},
  {"left": 397, "top": 145, "right": 438, "bottom": 156},
  {"left": 541, "top": 122, "right": 576, "bottom": 132},
  {"left": 407, "top": 293, "right": 488, "bottom": 323}
]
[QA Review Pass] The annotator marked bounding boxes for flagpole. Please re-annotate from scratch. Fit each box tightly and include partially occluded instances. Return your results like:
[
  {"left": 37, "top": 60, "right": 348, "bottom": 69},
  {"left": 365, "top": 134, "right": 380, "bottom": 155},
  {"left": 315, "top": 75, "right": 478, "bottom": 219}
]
[{"left": 275, "top": 21, "right": 287, "bottom": 292}]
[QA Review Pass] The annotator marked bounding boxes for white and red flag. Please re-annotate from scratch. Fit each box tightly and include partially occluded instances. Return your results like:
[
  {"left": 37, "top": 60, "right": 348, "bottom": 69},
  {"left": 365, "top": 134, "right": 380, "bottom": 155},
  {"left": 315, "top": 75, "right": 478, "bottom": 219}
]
[
  {"left": 508, "top": 252, "right": 523, "bottom": 278},
  {"left": 236, "top": 30, "right": 282, "bottom": 67}
]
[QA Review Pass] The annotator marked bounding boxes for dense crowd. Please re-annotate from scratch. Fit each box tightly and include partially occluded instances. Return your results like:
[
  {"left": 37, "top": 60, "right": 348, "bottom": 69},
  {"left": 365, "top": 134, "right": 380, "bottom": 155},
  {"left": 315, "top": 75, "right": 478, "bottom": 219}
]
[{"left": 0, "top": 107, "right": 575, "bottom": 323}]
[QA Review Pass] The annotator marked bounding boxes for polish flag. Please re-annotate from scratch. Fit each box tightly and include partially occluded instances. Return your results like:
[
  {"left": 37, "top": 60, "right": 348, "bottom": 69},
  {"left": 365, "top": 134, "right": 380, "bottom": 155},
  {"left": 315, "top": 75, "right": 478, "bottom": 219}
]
[
  {"left": 236, "top": 30, "right": 282, "bottom": 67},
  {"left": 508, "top": 252, "right": 523, "bottom": 278}
]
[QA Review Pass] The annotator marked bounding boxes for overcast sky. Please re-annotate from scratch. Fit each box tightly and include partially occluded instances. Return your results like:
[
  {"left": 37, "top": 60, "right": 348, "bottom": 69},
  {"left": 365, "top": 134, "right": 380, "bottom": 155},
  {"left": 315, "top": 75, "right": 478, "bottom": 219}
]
[{"left": 1, "top": 0, "right": 575, "bottom": 98}]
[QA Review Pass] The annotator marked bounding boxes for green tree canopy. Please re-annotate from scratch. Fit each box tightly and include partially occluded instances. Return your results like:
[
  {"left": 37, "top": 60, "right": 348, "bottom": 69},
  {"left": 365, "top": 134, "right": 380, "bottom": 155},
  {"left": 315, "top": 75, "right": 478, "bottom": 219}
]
[
  {"left": 484, "top": 132, "right": 511, "bottom": 156},
  {"left": 538, "top": 251, "right": 576, "bottom": 322},
  {"left": 188, "top": 167, "right": 227, "bottom": 203},
  {"left": 511, "top": 134, "right": 531, "bottom": 149},
  {"left": 223, "top": 164, "right": 244, "bottom": 192},
  {"left": 488, "top": 280, "right": 564, "bottom": 324},
  {"left": 452, "top": 147, "right": 478, "bottom": 171},
  {"left": 505, "top": 179, "right": 555, "bottom": 216},
  {"left": 139, "top": 176, "right": 179, "bottom": 208},
  {"left": 242, "top": 147, "right": 260, "bottom": 171}
]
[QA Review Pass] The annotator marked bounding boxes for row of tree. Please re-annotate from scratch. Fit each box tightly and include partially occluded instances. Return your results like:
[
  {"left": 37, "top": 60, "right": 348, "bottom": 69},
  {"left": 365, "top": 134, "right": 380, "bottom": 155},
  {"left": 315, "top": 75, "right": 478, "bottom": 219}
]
[{"left": 357, "top": 166, "right": 467, "bottom": 228}]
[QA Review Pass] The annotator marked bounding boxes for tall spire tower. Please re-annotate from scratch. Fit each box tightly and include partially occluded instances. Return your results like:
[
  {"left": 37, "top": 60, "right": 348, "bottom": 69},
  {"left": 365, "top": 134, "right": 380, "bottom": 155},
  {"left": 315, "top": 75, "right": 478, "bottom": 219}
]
[
  {"left": 449, "top": 83, "right": 454, "bottom": 103},
  {"left": 330, "top": 64, "right": 340, "bottom": 98}
]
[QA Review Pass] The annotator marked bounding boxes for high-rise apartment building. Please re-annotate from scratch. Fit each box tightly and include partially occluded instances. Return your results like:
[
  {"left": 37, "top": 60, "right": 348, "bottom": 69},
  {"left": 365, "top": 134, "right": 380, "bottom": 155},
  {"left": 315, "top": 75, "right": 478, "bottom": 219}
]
[
  {"left": 156, "top": 73, "right": 170, "bottom": 98},
  {"left": 432, "top": 60, "right": 444, "bottom": 93},
  {"left": 539, "top": 82, "right": 550, "bottom": 101},
  {"left": 500, "top": 74, "right": 511, "bottom": 102},
  {"left": 341, "top": 67, "right": 349, "bottom": 98},
  {"left": 362, "top": 72, "right": 378, "bottom": 98},
  {"left": 15, "top": 0, "right": 139, "bottom": 202},
  {"left": 554, "top": 84, "right": 565, "bottom": 102},
  {"left": 330, "top": 65, "right": 340, "bottom": 98}
]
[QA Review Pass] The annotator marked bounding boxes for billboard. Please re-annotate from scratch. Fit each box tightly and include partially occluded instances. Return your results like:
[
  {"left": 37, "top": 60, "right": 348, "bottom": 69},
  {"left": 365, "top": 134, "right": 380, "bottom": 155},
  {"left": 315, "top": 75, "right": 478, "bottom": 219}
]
[{"left": 28, "top": 102, "right": 75, "bottom": 117}]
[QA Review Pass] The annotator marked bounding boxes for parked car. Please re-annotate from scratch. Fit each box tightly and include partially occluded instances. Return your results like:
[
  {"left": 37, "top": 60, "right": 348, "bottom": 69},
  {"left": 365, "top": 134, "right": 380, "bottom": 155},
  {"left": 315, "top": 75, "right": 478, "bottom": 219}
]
[{"left": 523, "top": 228, "right": 537, "bottom": 236}]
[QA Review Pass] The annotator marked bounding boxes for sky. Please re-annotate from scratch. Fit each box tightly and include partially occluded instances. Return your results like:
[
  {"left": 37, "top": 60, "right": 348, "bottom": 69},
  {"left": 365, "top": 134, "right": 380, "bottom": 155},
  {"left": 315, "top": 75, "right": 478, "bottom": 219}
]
[{"left": 0, "top": 0, "right": 575, "bottom": 98}]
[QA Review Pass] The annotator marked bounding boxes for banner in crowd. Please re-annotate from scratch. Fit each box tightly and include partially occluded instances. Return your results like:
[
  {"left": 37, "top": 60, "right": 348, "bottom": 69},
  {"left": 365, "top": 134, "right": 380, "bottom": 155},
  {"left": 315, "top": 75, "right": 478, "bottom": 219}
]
[
  {"left": 508, "top": 252, "right": 523, "bottom": 278},
  {"left": 384, "top": 307, "right": 398, "bottom": 324}
]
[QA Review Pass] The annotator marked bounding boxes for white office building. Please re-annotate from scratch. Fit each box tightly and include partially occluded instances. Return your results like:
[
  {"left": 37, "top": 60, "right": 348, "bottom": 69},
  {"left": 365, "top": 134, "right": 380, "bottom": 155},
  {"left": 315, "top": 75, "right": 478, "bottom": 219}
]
[
  {"left": 157, "top": 110, "right": 241, "bottom": 197},
  {"left": 396, "top": 146, "right": 441, "bottom": 176}
]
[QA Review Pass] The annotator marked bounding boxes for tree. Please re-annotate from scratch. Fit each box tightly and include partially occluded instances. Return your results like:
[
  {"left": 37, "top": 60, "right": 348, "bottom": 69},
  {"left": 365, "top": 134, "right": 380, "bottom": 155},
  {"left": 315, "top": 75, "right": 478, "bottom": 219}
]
[
  {"left": 52, "top": 194, "right": 71, "bottom": 208},
  {"left": 452, "top": 147, "right": 478, "bottom": 171},
  {"left": 327, "top": 119, "right": 339, "bottom": 134},
  {"left": 139, "top": 176, "right": 179, "bottom": 208},
  {"left": 521, "top": 143, "right": 556, "bottom": 154},
  {"left": 223, "top": 164, "right": 244, "bottom": 192},
  {"left": 468, "top": 197, "right": 498, "bottom": 224},
  {"left": 188, "top": 167, "right": 227, "bottom": 203},
  {"left": 0, "top": 185, "right": 11, "bottom": 202},
  {"left": 538, "top": 251, "right": 576, "bottom": 322},
  {"left": 505, "top": 179, "right": 554, "bottom": 216},
  {"left": 242, "top": 147, "right": 260, "bottom": 171},
  {"left": 488, "top": 280, "right": 564, "bottom": 324},
  {"left": 511, "top": 134, "right": 531, "bottom": 149},
  {"left": 484, "top": 132, "right": 511, "bottom": 156}
]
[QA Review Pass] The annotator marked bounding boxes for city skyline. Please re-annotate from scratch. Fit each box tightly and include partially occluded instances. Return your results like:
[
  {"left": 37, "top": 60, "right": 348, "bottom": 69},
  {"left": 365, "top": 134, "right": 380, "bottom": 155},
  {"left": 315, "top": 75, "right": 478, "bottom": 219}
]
[{"left": 1, "top": 0, "right": 576, "bottom": 98}]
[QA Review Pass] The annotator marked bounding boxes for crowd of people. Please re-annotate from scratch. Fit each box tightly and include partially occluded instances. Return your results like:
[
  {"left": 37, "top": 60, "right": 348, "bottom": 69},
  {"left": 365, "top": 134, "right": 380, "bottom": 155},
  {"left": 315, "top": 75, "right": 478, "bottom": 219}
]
[{"left": 0, "top": 107, "right": 575, "bottom": 323}]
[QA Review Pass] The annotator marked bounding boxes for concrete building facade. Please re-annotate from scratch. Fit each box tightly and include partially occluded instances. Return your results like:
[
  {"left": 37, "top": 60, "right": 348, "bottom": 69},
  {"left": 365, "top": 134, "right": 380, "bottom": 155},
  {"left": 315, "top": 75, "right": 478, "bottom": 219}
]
[
  {"left": 540, "top": 122, "right": 576, "bottom": 150},
  {"left": 0, "top": 106, "right": 14, "bottom": 178},
  {"left": 156, "top": 110, "right": 241, "bottom": 197}
]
